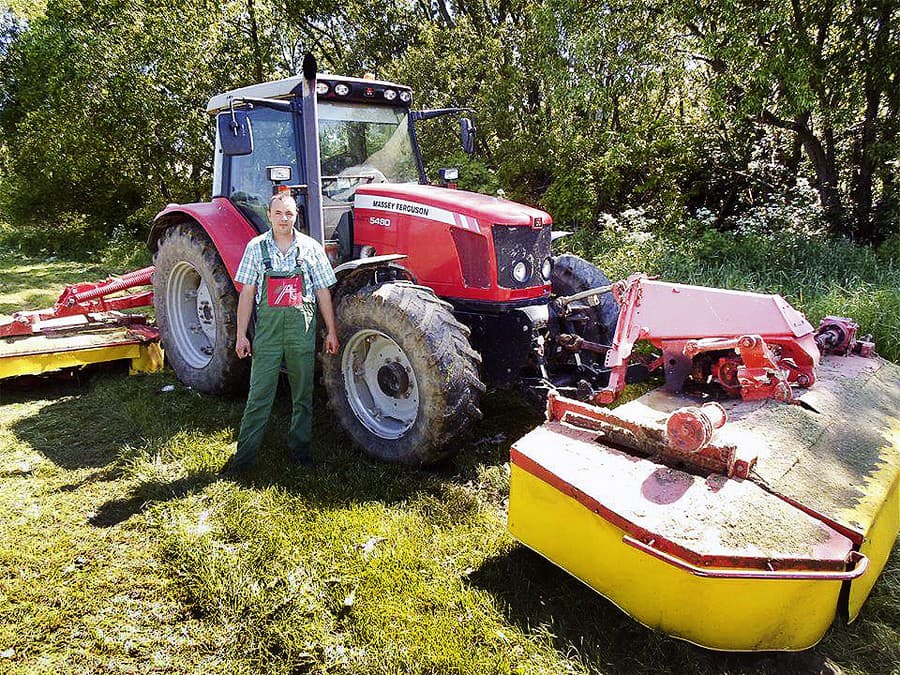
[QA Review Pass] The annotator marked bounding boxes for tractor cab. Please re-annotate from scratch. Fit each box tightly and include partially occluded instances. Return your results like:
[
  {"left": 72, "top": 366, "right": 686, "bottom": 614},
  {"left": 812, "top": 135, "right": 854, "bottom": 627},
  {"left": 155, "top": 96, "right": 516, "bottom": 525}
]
[{"left": 206, "top": 74, "right": 469, "bottom": 263}]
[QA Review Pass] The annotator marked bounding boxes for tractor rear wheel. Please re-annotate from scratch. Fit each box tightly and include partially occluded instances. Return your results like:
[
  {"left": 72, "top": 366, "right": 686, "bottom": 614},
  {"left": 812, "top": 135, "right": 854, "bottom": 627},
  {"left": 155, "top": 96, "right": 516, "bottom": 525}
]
[
  {"left": 322, "top": 282, "right": 484, "bottom": 465},
  {"left": 152, "top": 222, "right": 247, "bottom": 394},
  {"left": 551, "top": 254, "right": 619, "bottom": 361}
]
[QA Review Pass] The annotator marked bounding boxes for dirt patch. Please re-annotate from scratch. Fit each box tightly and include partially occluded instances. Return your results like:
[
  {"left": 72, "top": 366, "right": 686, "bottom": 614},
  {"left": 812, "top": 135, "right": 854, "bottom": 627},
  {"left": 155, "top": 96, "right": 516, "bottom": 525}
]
[{"left": 716, "top": 482, "right": 833, "bottom": 557}]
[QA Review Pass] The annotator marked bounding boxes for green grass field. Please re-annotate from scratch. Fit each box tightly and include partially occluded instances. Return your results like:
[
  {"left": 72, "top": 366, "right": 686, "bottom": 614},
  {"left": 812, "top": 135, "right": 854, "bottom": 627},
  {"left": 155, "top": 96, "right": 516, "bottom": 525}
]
[{"left": 0, "top": 251, "right": 898, "bottom": 673}]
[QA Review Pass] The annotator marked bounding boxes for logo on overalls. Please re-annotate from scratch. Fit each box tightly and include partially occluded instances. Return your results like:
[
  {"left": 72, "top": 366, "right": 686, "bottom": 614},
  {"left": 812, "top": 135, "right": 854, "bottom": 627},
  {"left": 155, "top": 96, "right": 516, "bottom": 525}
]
[
  {"left": 274, "top": 284, "right": 297, "bottom": 305},
  {"left": 268, "top": 276, "right": 304, "bottom": 307}
]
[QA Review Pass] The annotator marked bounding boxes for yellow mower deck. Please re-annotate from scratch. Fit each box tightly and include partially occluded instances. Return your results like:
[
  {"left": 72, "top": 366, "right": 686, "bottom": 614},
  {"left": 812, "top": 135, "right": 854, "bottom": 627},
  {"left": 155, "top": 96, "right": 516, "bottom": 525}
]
[
  {"left": 0, "top": 323, "right": 163, "bottom": 380},
  {"left": 508, "top": 354, "right": 899, "bottom": 651}
]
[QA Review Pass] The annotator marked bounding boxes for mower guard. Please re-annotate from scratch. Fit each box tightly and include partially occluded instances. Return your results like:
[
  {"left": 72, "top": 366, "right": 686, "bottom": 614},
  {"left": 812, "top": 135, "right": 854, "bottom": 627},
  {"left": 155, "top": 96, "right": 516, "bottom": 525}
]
[{"left": 508, "top": 354, "right": 899, "bottom": 651}]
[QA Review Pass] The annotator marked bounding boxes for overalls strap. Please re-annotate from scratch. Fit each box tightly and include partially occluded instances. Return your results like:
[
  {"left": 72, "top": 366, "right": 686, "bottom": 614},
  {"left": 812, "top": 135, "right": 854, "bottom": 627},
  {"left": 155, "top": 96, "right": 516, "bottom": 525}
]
[
  {"left": 260, "top": 238, "right": 304, "bottom": 275},
  {"left": 260, "top": 240, "right": 273, "bottom": 271}
]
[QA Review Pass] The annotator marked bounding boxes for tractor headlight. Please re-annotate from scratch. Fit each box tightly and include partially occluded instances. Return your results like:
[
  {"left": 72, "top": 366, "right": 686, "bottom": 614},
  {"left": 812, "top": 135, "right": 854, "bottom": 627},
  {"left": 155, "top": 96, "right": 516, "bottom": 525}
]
[
  {"left": 383, "top": 89, "right": 397, "bottom": 101},
  {"left": 315, "top": 82, "right": 330, "bottom": 95},
  {"left": 512, "top": 261, "right": 530, "bottom": 283},
  {"left": 334, "top": 83, "right": 350, "bottom": 96},
  {"left": 541, "top": 258, "right": 552, "bottom": 280},
  {"left": 399, "top": 91, "right": 412, "bottom": 103}
]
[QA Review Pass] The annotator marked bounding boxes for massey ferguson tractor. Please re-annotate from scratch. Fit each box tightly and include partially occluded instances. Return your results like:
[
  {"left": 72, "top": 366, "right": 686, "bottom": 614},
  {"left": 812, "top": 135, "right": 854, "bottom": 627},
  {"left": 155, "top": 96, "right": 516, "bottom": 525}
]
[
  {"left": 2, "top": 57, "right": 896, "bottom": 651},
  {"left": 146, "top": 57, "right": 625, "bottom": 466}
]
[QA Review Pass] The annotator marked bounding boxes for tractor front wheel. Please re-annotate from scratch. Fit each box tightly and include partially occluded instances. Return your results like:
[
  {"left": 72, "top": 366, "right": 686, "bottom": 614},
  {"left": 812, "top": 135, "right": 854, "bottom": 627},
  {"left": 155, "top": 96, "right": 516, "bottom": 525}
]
[
  {"left": 152, "top": 222, "right": 247, "bottom": 394},
  {"left": 551, "top": 254, "right": 619, "bottom": 359},
  {"left": 322, "top": 282, "right": 484, "bottom": 465}
]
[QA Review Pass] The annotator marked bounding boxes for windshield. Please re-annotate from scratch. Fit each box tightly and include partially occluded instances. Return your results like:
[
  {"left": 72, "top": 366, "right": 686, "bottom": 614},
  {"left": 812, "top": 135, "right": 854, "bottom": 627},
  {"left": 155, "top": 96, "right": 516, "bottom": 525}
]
[{"left": 318, "top": 102, "right": 418, "bottom": 203}]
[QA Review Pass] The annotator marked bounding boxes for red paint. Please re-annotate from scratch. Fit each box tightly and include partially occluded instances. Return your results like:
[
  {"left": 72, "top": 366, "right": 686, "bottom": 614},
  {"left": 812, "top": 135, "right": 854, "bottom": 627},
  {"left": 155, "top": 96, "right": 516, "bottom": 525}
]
[
  {"left": 599, "top": 274, "right": 821, "bottom": 404},
  {"left": 154, "top": 198, "right": 258, "bottom": 285},
  {"left": 355, "top": 184, "right": 552, "bottom": 302}
]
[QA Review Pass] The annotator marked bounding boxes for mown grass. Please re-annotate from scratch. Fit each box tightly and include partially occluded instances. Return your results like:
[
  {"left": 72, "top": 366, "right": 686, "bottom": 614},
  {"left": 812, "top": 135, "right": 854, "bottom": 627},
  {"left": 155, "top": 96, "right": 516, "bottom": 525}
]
[{"left": 0, "top": 238, "right": 898, "bottom": 673}]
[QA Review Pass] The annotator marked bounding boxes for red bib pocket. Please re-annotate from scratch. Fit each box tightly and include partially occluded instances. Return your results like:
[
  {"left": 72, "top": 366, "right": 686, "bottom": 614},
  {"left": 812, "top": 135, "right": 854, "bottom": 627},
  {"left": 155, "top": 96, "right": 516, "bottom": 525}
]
[{"left": 266, "top": 276, "right": 304, "bottom": 307}]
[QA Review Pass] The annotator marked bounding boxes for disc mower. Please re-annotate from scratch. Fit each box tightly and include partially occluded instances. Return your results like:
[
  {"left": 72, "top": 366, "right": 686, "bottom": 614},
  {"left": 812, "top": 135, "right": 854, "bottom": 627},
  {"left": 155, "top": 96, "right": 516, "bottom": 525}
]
[
  {"left": 0, "top": 267, "right": 162, "bottom": 380},
  {"left": 508, "top": 275, "right": 898, "bottom": 651}
]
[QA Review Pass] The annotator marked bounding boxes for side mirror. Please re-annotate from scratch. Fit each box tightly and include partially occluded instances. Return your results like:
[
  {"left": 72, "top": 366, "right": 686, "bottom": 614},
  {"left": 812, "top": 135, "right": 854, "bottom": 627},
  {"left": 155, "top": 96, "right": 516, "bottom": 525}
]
[
  {"left": 217, "top": 110, "right": 253, "bottom": 156},
  {"left": 460, "top": 117, "right": 476, "bottom": 155}
]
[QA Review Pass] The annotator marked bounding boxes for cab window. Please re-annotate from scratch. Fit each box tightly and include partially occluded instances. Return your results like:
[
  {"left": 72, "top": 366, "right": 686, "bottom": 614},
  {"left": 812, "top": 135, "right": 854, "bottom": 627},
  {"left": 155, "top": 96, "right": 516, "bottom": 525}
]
[{"left": 227, "top": 107, "right": 297, "bottom": 231}]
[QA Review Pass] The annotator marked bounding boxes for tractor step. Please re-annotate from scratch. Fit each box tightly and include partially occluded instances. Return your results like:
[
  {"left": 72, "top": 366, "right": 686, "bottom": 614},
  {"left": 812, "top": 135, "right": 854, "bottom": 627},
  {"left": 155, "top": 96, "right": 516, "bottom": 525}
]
[{"left": 508, "top": 354, "right": 899, "bottom": 651}]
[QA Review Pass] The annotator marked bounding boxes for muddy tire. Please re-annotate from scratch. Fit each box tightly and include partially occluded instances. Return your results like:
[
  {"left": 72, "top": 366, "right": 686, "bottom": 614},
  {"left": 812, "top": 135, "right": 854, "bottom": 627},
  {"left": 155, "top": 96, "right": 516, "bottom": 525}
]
[
  {"left": 551, "top": 254, "right": 619, "bottom": 360},
  {"left": 152, "top": 222, "right": 248, "bottom": 394},
  {"left": 322, "top": 282, "right": 484, "bottom": 465}
]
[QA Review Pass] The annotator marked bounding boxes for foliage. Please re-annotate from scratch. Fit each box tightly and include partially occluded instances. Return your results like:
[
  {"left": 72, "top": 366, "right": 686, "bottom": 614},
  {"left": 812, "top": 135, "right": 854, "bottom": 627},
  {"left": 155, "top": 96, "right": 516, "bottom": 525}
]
[
  {"left": 663, "top": 0, "right": 899, "bottom": 242},
  {"left": 0, "top": 0, "right": 897, "bottom": 253},
  {"left": 0, "top": 0, "right": 311, "bottom": 255},
  {"left": 562, "top": 208, "right": 900, "bottom": 362}
]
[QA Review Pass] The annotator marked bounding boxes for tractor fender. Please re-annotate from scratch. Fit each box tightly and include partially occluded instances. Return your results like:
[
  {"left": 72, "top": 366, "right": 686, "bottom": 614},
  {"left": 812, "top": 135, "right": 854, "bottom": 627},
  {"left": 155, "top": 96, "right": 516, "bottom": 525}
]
[
  {"left": 333, "top": 254, "right": 409, "bottom": 279},
  {"left": 331, "top": 254, "right": 416, "bottom": 303},
  {"left": 148, "top": 198, "right": 257, "bottom": 283}
]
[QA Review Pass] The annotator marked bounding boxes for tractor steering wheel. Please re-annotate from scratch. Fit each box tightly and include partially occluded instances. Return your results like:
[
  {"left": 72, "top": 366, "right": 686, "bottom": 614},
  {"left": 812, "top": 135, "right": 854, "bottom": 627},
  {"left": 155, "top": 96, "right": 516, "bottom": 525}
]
[{"left": 322, "top": 165, "right": 387, "bottom": 202}]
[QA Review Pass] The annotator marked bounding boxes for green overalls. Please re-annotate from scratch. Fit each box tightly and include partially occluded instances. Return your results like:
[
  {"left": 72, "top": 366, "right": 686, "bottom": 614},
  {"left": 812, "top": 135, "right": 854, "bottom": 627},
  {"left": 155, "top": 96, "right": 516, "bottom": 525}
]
[{"left": 233, "top": 244, "right": 317, "bottom": 468}]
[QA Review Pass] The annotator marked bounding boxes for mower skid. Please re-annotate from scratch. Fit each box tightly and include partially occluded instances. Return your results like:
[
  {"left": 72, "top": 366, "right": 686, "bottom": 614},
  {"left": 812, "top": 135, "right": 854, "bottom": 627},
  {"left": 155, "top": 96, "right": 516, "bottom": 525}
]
[{"left": 508, "top": 354, "right": 899, "bottom": 651}]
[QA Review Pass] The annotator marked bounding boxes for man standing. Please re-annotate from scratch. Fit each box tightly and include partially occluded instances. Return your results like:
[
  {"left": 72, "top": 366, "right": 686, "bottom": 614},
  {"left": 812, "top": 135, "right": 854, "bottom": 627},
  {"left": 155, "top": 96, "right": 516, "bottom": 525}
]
[{"left": 222, "top": 191, "right": 338, "bottom": 474}]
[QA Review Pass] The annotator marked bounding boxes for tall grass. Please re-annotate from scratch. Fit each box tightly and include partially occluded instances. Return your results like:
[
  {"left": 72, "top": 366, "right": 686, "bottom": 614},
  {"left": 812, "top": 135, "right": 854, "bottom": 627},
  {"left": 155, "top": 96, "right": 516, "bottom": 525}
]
[{"left": 565, "top": 223, "right": 900, "bottom": 362}]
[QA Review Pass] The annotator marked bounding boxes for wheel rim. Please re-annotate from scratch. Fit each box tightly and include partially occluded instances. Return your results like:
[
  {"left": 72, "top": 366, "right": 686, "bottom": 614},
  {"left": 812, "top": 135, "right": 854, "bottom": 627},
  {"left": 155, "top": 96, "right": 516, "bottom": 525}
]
[
  {"left": 342, "top": 329, "right": 419, "bottom": 439},
  {"left": 166, "top": 261, "right": 216, "bottom": 368}
]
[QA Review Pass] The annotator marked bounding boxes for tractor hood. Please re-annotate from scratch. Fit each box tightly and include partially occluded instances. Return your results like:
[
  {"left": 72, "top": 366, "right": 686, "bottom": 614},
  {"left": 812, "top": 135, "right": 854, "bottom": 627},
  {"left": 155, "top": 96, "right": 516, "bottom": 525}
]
[{"left": 355, "top": 184, "right": 551, "bottom": 228}]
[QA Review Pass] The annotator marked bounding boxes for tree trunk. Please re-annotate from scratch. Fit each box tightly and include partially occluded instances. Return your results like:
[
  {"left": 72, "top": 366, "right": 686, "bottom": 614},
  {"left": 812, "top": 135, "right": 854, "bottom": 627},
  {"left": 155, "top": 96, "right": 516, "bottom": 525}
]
[
  {"left": 850, "top": 3, "right": 894, "bottom": 242},
  {"left": 762, "top": 109, "right": 844, "bottom": 229},
  {"left": 247, "top": 0, "right": 264, "bottom": 83}
]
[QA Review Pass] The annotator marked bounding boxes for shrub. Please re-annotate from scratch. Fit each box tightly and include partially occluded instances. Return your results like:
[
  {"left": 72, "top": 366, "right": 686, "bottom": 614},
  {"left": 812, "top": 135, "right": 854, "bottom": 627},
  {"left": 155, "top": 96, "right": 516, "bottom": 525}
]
[{"left": 560, "top": 205, "right": 900, "bottom": 362}]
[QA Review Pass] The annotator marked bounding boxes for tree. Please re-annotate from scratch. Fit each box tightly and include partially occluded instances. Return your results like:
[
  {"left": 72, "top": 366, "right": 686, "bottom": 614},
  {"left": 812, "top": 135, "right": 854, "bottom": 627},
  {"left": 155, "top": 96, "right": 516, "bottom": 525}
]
[
  {"left": 0, "top": 0, "right": 321, "bottom": 244},
  {"left": 670, "top": 0, "right": 898, "bottom": 241}
]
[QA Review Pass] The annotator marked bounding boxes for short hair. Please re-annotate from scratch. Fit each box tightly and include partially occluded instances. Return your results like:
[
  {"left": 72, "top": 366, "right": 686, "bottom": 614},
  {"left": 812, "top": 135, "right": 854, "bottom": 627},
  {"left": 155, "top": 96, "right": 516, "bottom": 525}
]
[{"left": 268, "top": 192, "right": 297, "bottom": 210}]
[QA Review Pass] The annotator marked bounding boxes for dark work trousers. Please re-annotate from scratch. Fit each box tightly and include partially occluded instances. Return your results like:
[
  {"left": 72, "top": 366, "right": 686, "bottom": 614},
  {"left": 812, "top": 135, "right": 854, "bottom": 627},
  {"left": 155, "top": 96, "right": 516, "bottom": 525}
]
[{"left": 232, "top": 272, "right": 317, "bottom": 468}]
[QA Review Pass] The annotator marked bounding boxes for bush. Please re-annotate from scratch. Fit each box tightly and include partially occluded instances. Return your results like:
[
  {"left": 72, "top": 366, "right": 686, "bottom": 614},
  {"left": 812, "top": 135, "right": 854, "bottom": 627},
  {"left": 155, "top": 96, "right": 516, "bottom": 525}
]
[
  {"left": 560, "top": 206, "right": 900, "bottom": 362},
  {"left": 0, "top": 211, "right": 107, "bottom": 258}
]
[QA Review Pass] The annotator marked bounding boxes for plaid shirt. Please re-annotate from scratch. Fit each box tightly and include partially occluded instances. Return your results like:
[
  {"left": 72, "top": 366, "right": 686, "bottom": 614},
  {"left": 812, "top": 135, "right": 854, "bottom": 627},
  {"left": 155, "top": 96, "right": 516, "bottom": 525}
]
[{"left": 235, "top": 229, "right": 337, "bottom": 306}]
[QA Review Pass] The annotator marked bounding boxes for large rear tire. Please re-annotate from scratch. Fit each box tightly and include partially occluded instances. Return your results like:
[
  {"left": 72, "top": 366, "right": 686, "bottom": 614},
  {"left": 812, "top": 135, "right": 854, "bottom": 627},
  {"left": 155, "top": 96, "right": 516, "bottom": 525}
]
[
  {"left": 551, "top": 254, "right": 619, "bottom": 358},
  {"left": 322, "top": 282, "right": 485, "bottom": 465},
  {"left": 152, "top": 222, "right": 248, "bottom": 394}
]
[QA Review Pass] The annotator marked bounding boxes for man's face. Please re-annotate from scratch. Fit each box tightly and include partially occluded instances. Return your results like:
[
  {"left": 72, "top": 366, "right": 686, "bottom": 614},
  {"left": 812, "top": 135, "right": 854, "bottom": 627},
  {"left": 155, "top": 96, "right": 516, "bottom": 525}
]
[{"left": 268, "top": 196, "right": 297, "bottom": 236}]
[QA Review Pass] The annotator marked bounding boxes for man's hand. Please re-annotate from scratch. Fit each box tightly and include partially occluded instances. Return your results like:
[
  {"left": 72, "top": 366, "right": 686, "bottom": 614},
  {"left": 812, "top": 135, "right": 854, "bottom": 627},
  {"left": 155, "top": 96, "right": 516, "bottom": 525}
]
[
  {"left": 235, "top": 283, "right": 256, "bottom": 359},
  {"left": 236, "top": 335, "right": 252, "bottom": 358},
  {"left": 324, "top": 331, "right": 339, "bottom": 355}
]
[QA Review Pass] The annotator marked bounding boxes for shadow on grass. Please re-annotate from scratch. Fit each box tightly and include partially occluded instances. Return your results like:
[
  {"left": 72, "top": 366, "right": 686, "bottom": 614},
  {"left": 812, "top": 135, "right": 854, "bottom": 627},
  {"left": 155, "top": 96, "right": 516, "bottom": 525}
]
[
  {"left": 471, "top": 547, "right": 886, "bottom": 674},
  {"left": 89, "top": 472, "right": 219, "bottom": 528},
  {"left": 243, "top": 386, "right": 543, "bottom": 510},
  {"left": 8, "top": 370, "right": 244, "bottom": 470},
  {"left": 10, "top": 369, "right": 540, "bottom": 534}
]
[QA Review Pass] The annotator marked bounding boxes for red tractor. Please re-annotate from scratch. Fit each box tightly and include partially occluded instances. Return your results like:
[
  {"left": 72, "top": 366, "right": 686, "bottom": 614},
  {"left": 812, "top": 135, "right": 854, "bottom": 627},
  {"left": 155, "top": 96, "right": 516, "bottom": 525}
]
[{"left": 147, "top": 58, "right": 623, "bottom": 465}]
